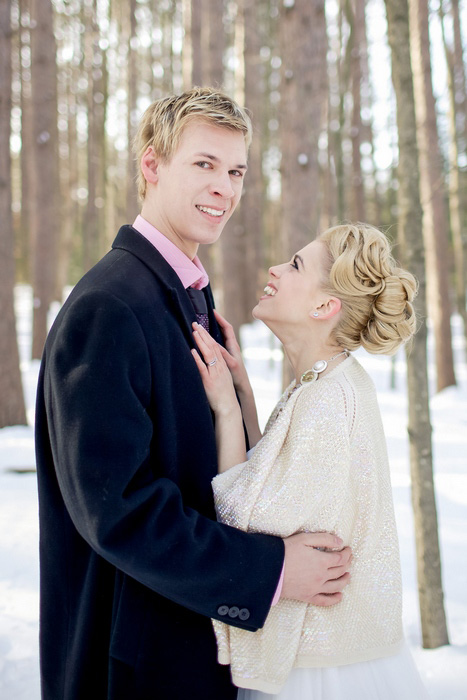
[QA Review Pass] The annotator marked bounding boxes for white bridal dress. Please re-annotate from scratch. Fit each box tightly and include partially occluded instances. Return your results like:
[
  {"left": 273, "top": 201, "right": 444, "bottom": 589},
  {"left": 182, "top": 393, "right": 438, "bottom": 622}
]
[{"left": 237, "top": 643, "right": 431, "bottom": 700}]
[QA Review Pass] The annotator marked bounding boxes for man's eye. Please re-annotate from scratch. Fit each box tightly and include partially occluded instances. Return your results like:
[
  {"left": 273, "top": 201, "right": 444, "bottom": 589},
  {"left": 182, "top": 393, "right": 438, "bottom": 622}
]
[{"left": 230, "top": 169, "right": 244, "bottom": 177}]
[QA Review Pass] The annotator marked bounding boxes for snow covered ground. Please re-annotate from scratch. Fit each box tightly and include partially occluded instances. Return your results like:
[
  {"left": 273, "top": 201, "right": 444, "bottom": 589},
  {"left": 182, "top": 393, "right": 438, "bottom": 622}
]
[{"left": 0, "top": 286, "right": 466, "bottom": 699}]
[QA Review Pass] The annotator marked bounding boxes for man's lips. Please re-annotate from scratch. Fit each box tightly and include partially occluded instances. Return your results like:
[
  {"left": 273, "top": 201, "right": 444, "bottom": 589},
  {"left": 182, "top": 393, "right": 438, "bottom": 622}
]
[{"left": 196, "top": 205, "right": 226, "bottom": 218}]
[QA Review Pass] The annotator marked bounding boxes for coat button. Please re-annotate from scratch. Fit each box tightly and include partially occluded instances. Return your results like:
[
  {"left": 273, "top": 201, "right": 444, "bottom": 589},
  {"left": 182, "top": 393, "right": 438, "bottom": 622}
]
[
  {"left": 228, "top": 606, "right": 239, "bottom": 618},
  {"left": 238, "top": 608, "right": 250, "bottom": 621},
  {"left": 217, "top": 605, "right": 229, "bottom": 616}
]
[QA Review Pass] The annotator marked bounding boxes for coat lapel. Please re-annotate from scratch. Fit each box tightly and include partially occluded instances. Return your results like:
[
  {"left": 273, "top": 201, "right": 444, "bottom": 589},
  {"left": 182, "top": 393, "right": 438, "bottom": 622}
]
[{"left": 111, "top": 225, "right": 221, "bottom": 346}]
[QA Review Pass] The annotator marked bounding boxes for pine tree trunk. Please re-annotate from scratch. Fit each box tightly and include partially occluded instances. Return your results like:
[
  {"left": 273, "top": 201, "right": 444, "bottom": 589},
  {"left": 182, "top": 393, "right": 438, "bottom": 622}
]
[
  {"left": 279, "top": 0, "right": 327, "bottom": 255},
  {"left": 409, "top": 0, "right": 456, "bottom": 391},
  {"left": 443, "top": 0, "right": 467, "bottom": 357},
  {"left": 0, "top": 0, "right": 27, "bottom": 427},
  {"left": 349, "top": 0, "right": 366, "bottom": 221},
  {"left": 126, "top": 0, "right": 138, "bottom": 224},
  {"left": 385, "top": 0, "right": 449, "bottom": 649},
  {"left": 241, "top": 0, "right": 265, "bottom": 315},
  {"left": 279, "top": 0, "right": 327, "bottom": 387},
  {"left": 190, "top": 0, "right": 203, "bottom": 86},
  {"left": 18, "top": 0, "right": 31, "bottom": 283},
  {"left": 30, "top": 0, "right": 60, "bottom": 359}
]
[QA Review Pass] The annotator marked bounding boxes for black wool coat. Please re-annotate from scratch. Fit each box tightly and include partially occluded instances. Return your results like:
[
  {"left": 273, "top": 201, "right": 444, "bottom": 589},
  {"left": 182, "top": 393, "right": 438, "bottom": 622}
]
[{"left": 35, "top": 226, "right": 284, "bottom": 700}]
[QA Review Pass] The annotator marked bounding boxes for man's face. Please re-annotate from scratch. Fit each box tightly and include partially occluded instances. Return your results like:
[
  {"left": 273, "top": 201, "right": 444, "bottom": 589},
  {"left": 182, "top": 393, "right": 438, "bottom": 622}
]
[{"left": 145, "top": 121, "right": 248, "bottom": 258}]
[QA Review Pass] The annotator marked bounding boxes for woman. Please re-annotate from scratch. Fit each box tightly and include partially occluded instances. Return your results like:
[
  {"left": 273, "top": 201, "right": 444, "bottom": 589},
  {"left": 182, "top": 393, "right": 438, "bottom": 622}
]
[{"left": 191, "top": 223, "right": 430, "bottom": 699}]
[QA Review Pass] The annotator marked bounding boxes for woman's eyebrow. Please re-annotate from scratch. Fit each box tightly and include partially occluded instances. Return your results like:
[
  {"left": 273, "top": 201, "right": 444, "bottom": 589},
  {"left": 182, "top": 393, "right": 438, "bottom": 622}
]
[{"left": 294, "top": 254, "right": 305, "bottom": 270}]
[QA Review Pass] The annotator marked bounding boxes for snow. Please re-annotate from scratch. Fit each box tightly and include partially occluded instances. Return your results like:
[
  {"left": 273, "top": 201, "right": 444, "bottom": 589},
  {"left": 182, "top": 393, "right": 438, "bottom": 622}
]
[{"left": 0, "top": 286, "right": 466, "bottom": 699}]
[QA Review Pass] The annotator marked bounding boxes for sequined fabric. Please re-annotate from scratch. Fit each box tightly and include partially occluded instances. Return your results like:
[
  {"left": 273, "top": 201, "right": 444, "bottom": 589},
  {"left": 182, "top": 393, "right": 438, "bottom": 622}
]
[{"left": 212, "top": 355, "right": 403, "bottom": 693}]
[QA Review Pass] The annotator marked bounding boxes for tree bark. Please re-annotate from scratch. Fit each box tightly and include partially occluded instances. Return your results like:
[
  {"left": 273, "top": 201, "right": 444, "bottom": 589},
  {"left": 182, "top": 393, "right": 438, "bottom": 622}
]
[
  {"left": 126, "top": 0, "right": 139, "bottom": 224},
  {"left": 190, "top": 0, "right": 203, "bottom": 86},
  {"left": 30, "top": 0, "right": 60, "bottom": 359},
  {"left": 409, "top": 0, "right": 456, "bottom": 391},
  {"left": 0, "top": 0, "right": 27, "bottom": 427},
  {"left": 241, "top": 0, "right": 266, "bottom": 315},
  {"left": 441, "top": 0, "right": 467, "bottom": 358},
  {"left": 349, "top": 0, "right": 366, "bottom": 221},
  {"left": 385, "top": 0, "right": 449, "bottom": 649},
  {"left": 279, "top": 0, "right": 327, "bottom": 256}
]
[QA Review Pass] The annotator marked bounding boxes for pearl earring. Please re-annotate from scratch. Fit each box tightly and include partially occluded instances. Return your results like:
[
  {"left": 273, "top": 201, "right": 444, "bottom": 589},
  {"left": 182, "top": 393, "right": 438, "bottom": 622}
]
[{"left": 313, "top": 312, "right": 319, "bottom": 317}]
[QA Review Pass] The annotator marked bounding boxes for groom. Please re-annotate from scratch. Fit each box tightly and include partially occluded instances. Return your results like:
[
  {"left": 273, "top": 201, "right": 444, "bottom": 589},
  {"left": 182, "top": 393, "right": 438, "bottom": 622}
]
[{"left": 35, "top": 87, "right": 351, "bottom": 700}]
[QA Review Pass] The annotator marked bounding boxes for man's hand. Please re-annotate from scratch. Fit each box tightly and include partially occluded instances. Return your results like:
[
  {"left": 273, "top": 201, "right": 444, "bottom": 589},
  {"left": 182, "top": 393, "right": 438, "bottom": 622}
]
[{"left": 281, "top": 532, "right": 352, "bottom": 607}]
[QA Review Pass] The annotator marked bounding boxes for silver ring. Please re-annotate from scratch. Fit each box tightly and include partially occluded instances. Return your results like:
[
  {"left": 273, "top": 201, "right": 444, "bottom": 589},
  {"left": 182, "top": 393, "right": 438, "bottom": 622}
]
[{"left": 207, "top": 358, "right": 217, "bottom": 367}]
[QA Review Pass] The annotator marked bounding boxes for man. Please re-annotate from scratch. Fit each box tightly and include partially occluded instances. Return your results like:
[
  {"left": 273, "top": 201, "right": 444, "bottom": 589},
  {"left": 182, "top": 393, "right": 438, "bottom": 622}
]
[{"left": 35, "top": 87, "right": 351, "bottom": 700}]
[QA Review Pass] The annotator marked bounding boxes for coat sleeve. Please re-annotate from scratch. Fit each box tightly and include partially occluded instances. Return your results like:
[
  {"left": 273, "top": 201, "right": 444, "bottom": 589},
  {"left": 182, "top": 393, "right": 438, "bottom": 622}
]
[{"left": 43, "top": 289, "right": 284, "bottom": 631}]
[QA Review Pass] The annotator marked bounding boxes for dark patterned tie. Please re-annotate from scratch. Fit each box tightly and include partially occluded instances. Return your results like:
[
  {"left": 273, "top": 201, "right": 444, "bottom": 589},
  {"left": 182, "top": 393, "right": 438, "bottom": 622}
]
[{"left": 186, "top": 286, "right": 209, "bottom": 333}]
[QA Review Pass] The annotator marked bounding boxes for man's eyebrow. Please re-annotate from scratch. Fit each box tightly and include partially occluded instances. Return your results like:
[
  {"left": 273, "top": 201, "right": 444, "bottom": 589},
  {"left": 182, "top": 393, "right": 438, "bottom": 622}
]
[{"left": 194, "top": 152, "right": 248, "bottom": 170}]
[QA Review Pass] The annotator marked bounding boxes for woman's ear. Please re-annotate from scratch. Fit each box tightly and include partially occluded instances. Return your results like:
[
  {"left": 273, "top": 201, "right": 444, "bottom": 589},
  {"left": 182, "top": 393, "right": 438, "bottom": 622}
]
[
  {"left": 310, "top": 297, "right": 342, "bottom": 320},
  {"left": 141, "top": 146, "right": 159, "bottom": 186}
]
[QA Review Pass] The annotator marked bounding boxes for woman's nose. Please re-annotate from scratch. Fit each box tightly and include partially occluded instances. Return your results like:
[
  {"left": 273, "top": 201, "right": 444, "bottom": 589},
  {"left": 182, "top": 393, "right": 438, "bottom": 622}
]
[{"left": 268, "top": 264, "right": 282, "bottom": 278}]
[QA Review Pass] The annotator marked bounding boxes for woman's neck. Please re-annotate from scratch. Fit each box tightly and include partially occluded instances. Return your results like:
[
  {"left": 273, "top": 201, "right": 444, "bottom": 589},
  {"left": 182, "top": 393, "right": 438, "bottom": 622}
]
[{"left": 280, "top": 334, "right": 347, "bottom": 383}]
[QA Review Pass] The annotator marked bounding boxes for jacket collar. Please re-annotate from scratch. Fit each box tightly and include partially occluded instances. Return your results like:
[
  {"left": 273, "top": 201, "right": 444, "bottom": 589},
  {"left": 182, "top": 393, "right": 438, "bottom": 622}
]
[{"left": 111, "top": 225, "right": 222, "bottom": 346}]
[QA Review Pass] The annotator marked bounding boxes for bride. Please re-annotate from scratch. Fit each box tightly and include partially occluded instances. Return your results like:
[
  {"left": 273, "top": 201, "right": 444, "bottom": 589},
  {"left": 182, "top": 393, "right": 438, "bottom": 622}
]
[{"left": 191, "top": 222, "right": 430, "bottom": 700}]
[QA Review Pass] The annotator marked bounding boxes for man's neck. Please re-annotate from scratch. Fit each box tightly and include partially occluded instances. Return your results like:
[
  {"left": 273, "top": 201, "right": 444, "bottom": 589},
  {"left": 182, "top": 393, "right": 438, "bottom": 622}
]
[{"left": 139, "top": 205, "right": 199, "bottom": 260}]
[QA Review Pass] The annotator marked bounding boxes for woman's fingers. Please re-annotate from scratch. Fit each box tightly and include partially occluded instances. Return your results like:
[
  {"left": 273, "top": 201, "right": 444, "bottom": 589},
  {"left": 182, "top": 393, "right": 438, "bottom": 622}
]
[
  {"left": 219, "top": 345, "right": 237, "bottom": 369},
  {"left": 213, "top": 310, "right": 238, "bottom": 346},
  {"left": 191, "top": 348, "right": 208, "bottom": 375},
  {"left": 192, "top": 322, "right": 218, "bottom": 364},
  {"left": 213, "top": 309, "right": 231, "bottom": 333}
]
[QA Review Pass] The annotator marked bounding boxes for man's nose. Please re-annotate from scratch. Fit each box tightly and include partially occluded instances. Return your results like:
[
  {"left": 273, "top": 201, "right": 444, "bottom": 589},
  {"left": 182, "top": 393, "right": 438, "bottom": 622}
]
[{"left": 210, "top": 172, "right": 235, "bottom": 199}]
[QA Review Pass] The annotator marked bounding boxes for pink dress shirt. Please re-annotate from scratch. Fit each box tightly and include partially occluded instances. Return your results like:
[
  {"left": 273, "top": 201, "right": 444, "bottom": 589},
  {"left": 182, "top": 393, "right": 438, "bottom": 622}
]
[{"left": 132, "top": 215, "right": 284, "bottom": 606}]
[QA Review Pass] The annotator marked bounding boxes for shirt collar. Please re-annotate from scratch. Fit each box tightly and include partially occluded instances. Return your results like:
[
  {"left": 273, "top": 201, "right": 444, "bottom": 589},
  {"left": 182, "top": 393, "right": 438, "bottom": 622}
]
[{"left": 132, "top": 215, "right": 209, "bottom": 290}]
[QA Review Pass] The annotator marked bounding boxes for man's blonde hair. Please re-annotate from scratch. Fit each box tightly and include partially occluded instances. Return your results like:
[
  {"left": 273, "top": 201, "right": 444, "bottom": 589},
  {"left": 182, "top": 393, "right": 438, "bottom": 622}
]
[{"left": 133, "top": 86, "right": 253, "bottom": 202}]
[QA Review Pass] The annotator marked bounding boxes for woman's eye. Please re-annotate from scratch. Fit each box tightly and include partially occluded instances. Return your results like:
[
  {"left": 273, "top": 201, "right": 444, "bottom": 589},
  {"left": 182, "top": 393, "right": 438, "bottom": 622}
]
[
  {"left": 196, "top": 161, "right": 211, "bottom": 169},
  {"left": 290, "top": 258, "right": 299, "bottom": 269},
  {"left": 230, "top": 169, "right": 244, "bottom": 178}
]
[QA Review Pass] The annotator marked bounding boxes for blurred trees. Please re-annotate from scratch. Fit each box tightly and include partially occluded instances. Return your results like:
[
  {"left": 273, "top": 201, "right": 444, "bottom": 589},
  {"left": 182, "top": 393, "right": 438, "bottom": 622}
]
[
  {"left": 30, "top": 0, "right": 60, "bottom": 359},
  {"left": 1, "top": 0, "right": 461, "bottom": 647},
  {"left": 410, "top": 0, "right": 456, "bottom": 391},
  {"left": 385, "top": 0, "right": 449, "bottom": 650},
  {"left": 0, "top": 0, "right": 27, "bottom": 428},
  {"left": 2, "top": 0, "right": 465, "bottom": 389}
]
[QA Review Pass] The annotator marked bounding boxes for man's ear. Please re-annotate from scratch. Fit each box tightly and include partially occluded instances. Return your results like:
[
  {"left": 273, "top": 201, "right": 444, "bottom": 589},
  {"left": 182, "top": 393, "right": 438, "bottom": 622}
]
[
  {"left": 310, "top": 297, "right": 342, "bottom": 320},
  {"left": 141, "top": 146, "right": 159, "bottom": 186}
]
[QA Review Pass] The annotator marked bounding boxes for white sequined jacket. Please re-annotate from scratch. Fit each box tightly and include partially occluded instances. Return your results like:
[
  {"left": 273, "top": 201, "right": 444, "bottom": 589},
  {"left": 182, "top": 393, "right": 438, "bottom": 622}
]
[{"left": 212, "top": 355, "right": 403, "bottom": 693}]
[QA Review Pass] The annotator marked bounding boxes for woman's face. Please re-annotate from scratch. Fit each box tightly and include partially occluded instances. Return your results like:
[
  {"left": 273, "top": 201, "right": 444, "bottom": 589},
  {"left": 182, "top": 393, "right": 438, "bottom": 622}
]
[{"left": 252, "top": 240, "right": 331, "bottom": 329}]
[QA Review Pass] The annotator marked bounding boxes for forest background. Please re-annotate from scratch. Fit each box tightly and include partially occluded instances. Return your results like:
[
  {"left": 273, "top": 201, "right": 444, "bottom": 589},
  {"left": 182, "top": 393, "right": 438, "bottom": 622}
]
[{"left": 1, "top": 0, "right": 467, "bottom": 668}]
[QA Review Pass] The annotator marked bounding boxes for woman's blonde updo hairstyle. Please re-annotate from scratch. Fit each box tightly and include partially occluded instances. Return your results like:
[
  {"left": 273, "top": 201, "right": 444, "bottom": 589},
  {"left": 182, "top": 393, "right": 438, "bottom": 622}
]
[{"left": 318, "top": 223, "right": 418, "bottom": 355}]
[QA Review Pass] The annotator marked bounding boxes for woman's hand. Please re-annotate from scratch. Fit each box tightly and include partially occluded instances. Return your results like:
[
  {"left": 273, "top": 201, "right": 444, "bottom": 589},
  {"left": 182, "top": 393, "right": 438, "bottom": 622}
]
[
  {"left": 213, "top": 310, "right": 251, "bottom": 397},
  {"left": 191, "top": 322, "right": 239, "bottom": 416}
]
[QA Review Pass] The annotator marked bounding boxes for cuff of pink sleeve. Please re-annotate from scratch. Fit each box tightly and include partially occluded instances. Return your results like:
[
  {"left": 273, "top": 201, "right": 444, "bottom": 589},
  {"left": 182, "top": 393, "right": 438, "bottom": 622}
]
[{"left": 271, "top": 562, "right": 285, "bottom": 606}]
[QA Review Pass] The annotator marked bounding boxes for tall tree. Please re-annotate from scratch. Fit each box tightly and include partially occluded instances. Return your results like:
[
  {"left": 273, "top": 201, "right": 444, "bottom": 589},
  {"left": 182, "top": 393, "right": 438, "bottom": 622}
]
[
  {"left": 278, "top": 0, "right": 328, "bottom": 386},
  {"left": 241, "top": 0, "right": 266, "bottom": 312},
  {"left": 190, "top": 0, "right": 203, "bottom": 86},
  {"left": 279, "top": 0, "right": 328, "bottom": 256},
  {"left": 348, "top": 0, "right": 366, "bottom": 221},
  {"left": 385, "top": 0, "right": 449, "bottom": 649},
  {"left": 125, "top": 0, "right": 139, "bottom": 224},
  {"left": 409, "top": 0, "right": 456, "bottom": 391},
  {"left": 0, "top": 0, "right": 27, "bottom": 427},
  {"left": 30, "top": 0, "right": 60, "bottom": 359},
  {"left": 440, "top": 0, "right": 467, "bottom": 357},
  {"left": 451, "top": 0, "right": 467, "bottom": 155}
]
